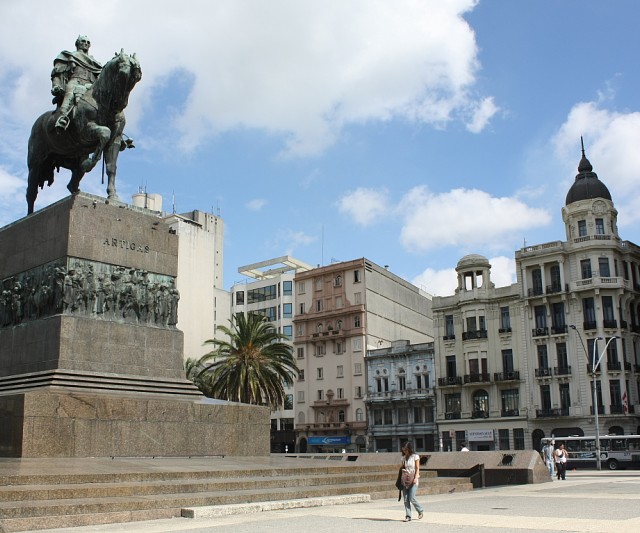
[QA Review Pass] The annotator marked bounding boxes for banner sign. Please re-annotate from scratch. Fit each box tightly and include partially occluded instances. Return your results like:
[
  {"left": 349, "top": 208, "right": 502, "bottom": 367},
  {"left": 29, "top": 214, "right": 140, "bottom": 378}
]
[{"left": 308, "top": 436, "right": 351, "bottom": 445}]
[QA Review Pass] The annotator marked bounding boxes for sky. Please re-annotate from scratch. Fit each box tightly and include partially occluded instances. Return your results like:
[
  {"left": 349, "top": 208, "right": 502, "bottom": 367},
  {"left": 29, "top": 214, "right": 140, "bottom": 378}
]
[{"left": 1, "top": 0, "right": 640, "bottom": 296}]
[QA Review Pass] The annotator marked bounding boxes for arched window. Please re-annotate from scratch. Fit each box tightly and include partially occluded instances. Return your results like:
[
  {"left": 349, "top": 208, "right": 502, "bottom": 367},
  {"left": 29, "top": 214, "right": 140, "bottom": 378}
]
[
  {"left": 317, "top": 411, "right": 325, "bottom": 423},
  {"left": 336, "top": 320, "right": 343, "bottom": 330},
  {"left": 355, "top": 408, "right": 364, "bottom": 421},
  {"left": 609, "top": 425, "right": 624, "bottom": 435},
  {"left": 297, "top": 411, "right": 305, "bottom": 424},
  {"left": 316, "top": 323, "right": 323, "bottom": 332},
  {"left": 473, "top": 389, "right": 489, "bottom": 418}
]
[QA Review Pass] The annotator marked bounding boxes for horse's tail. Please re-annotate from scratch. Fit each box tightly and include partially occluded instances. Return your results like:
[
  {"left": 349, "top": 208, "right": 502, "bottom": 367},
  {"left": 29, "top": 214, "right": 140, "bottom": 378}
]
[{"left": 26, "top": 112, "right": 56, "bottom": 213}]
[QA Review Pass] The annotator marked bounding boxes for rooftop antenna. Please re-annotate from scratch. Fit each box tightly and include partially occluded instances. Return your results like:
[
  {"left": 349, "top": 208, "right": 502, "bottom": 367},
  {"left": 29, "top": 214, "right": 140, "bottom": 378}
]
[
  {"left": 581, "top": 135, "right": 585, "bottom": 157},
  {"left": 321, "top": 224, "right": 324, "bottom": 266},
  {"left": 172, "top": 191, "right": 176, "bottom": 214}
]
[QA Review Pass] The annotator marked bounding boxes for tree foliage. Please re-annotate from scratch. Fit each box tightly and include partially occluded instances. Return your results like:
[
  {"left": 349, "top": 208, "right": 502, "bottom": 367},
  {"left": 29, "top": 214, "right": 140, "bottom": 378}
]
[{"left": 195, "top": 312, "right": 297, "bottom": 410}]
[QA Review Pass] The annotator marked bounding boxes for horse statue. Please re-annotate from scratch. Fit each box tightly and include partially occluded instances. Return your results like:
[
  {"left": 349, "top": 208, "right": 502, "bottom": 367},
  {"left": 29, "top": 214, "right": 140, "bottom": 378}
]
[{"left": 26, "top": 50, "right": 142, "bottom": 214}]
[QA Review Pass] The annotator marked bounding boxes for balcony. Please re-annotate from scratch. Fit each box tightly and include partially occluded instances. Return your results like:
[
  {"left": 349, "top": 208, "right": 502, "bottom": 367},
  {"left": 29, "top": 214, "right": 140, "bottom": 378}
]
[
  {"left": 366, "top": 388, "right": 434, "bottom": 402},
  {"left": 501, "top": 409, "right": 519, "bottom": 417},
  {"left": 527, "top": 287, "right": 544, "bottom": 297},
  {"left": 545, "top": 282, "right": 565, "bottom": 294},
  {"left": 494, "top": 371, "right": 520, "bottom": 382},
  {"left": 443, "top": 334, "right": 455, "bottom": 341},
  {"left": 498, "top": 327, "right": 512, "bottom": 334},
  {"left": 633, "top": 325, "right": 640, "bottom": 335},
  {"left": 535, "top": 367, "right": 552, "bottom": 378},
  {"left": 463, "top": 373, "right": 491, "bottom": 384},
  {"left": 624, "top": 361, "right": 632, "bottom": 371},
  {"left": 609, "top": 404, "right": 625, "bottom": 414},
  {"left": 551, "top": 325, "right": 568, "bottom": 335},
  {"left": 554, "top": 366, "right": 572, "bottom": 376},
  {"left": 603, "top": 319, "right": 618, "bottom": 329},
  {"left": 438, "top": 376, "right": 462, "bottom": 386},
  {"left": 462, "top": 330, "right": 488, "bottom": 341},
  {"left": 587, "top": 364, "right": 602, "bottom": 374},
  {"left": 536, "top": 408, "right": 569, "bottom": 418},
  {"left": 607, "top": 361, "right": 622, "bottom": 372},
  {"left": 532, "top": 327, "right": 548, "bottom": 337},
  {"left": 583, "top": 321, "right": 597, "bottom": 331},
  {"left": 444, "top": 411, "right": 461, "bottom": 420},
  {"left": 590, "top": 405, "right": 605, "bottom": 415},
  {"left": 471, "top": 409, "right": 489, "bottom": 419}
]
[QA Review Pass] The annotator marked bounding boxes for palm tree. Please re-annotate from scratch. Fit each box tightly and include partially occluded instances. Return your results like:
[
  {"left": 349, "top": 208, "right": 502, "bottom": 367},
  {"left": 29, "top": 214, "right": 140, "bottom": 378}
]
[
  {"left": 197, "top": 312, "right": 297, "bottom": 410},
  {"left": 184, "top": 356, "right": 215, "bottom": 397}
]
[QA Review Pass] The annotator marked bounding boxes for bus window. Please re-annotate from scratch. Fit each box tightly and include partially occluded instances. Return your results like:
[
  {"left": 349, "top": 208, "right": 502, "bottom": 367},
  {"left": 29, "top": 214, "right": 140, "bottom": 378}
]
[
  {"left": 600, "top": 439, "right": 610, "bottom": 451},
  {"left": 628, "top": 439, "right": 640, "bottom": 451},
  {"left": 612, "top": 439, "right": 625, "bottom": 451}
]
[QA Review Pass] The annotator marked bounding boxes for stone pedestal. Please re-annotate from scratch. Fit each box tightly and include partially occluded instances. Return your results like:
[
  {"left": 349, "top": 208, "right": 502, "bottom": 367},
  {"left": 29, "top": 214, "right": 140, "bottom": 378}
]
[{"left": 0, "top": 193, "right": 268, "bottom": 457}]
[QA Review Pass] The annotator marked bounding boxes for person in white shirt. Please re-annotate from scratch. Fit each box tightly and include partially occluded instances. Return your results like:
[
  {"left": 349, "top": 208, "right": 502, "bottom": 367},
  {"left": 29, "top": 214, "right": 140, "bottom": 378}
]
[{"left": 400, "top": 441, "right": 425, "bottom": 522}]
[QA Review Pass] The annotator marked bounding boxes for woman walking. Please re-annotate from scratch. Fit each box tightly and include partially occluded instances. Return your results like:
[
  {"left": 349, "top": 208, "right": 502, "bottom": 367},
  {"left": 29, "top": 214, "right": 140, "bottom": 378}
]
[{"left": 400, "top": 441, "right": 424, "bottom": 522}]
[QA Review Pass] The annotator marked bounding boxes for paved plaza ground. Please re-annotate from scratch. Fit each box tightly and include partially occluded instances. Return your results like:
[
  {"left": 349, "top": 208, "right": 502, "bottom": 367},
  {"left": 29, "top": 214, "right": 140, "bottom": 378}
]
[{"left": 35, "top": 469, "right": 640, "bottom": 533}]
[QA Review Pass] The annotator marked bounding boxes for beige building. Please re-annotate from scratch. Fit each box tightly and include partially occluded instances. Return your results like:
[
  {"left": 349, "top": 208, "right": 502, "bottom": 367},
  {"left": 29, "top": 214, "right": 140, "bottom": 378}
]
[
  {"left": 293, "top": 258, "right": 433, "bottom": 453},
  {"left": 433, "top": 148, "right": 640, "bottom": 452},
  {"left": 231, "top": 256, "right": 312, "bottom": 453}
]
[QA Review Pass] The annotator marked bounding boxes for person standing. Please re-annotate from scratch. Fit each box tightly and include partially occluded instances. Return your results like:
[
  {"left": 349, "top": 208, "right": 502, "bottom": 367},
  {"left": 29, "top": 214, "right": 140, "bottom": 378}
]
[
  {"left": 555, "top": 443, "right": 568, "bottom": 480},
  {"left": 460, "top": 442, "right": 470, "bottom": 452},
  {"left": 400, "top": 441, "right": 424, "bottom": 522},
  {"left": 541, "top": 440, "right": 555, "bottom": 480}
]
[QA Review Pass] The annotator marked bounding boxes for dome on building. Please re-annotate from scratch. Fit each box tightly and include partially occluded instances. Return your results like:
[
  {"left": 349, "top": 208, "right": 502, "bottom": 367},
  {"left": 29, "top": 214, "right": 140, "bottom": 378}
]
[
  {"left": 456, "top": 254, "right": 490, "bottom": 271},
  {"left": 565, "top": 143, "right": 611, "bottom": 205}
]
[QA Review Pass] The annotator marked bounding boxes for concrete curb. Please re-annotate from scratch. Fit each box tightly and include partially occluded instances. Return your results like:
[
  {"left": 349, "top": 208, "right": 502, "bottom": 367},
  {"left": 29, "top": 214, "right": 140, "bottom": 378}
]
[{"left": 181, "top": 493, "right": 371, "bottom": 518}]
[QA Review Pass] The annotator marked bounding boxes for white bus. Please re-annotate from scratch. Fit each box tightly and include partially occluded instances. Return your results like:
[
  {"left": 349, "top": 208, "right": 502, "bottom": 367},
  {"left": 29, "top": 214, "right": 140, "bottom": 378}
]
[{"left": 541, "top": 435, "right": 640, "bottom": 470}]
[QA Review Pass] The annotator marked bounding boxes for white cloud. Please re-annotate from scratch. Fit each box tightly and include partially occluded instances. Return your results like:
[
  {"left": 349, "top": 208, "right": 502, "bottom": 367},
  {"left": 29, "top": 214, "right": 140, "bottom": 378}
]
[
  {"left": 553, "top": 100, "right": 640, "bottom": 226},
  {"left": 246, "top": 198, "right": 267, "bottom": 211},
  {"left": 466, "top": 96, "right": 499, "bottom": 133},
  {"left": 337, "top": 187, "right": 389, "bottom": 226},
  {"left": 412, "top": 255, "right": 516, "bottom": 296},
  {"left": 0, "top": 0, "right": 489, "bottom": 160},
  {"left": 399, "top": 186, "right": 552, "bottom": 252}
]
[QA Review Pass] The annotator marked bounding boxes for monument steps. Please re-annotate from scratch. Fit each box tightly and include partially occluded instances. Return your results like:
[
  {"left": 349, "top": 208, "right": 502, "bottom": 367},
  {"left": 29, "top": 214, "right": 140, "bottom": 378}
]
[{"left": 0, "top": 463, "right": 472, "bottom": 531}]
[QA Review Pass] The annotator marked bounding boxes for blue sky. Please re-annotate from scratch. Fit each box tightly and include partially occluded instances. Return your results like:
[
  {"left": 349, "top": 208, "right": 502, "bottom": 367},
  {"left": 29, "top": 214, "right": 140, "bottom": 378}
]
[{"left": 1, "top": 1, "right": 640, "bottom": 295}]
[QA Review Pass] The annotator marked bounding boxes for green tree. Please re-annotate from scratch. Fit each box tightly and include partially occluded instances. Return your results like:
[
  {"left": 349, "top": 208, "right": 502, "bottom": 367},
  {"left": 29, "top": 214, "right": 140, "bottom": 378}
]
[
  {"left": 197, "top": 312, "right": 297, "bottom": 410},
  {"left": 184, "top": 356, "right": 215, "bottom": 397}
]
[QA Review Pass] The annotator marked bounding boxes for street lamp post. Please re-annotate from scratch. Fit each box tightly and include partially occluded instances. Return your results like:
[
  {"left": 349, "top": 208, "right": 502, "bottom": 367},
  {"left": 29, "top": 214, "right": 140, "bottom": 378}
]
[{"left": 569, "top": 325, "right": 619, "bottom": 471}]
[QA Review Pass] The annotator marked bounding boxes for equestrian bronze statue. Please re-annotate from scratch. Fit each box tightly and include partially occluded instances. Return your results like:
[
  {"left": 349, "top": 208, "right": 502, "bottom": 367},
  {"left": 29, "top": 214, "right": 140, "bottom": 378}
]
[{"left": 26, "top": 41, "right": 141, "bottom": 214}]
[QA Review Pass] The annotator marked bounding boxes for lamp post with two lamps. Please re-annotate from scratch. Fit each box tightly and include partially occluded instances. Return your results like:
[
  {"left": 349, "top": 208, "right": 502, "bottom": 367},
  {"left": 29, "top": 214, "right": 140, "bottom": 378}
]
[{"left": 569, "top": 325, "right": 619, "bottom": 471}]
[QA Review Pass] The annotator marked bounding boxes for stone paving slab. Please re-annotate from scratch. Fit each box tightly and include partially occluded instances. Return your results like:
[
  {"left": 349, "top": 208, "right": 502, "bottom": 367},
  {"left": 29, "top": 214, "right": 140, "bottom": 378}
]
[{"left": 31, "top": 470, "right": 640, "bottom": 533}]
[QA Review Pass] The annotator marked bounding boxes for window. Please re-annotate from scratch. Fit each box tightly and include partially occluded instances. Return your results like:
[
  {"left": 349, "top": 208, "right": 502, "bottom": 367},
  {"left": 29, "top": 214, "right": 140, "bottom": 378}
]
[
  {"left": 281, "top": 417, "right": 294, "bottom": 430},
  {"left": 595, "top": 218, "right": 605, "bottom": 235},
  {"left": 337, "top": 365, "right": 343, "bottom": 378},
  {"left": 500, "top": 307, "right": 510, "bottom": 330},
  {"left": 334, "top": 275, "right": 342, "bottom": 287},
  {"left": 606, "top": 337, "right": 619, "bottom": 364},
  {"left": 299, "top": 303, "right": 305, "bottom": 314},
  {"left": 335, "top": 296, "right": 343, "bottom": 308},
  {"left": 532, "top": 268, "right": 543, "bottom": 294},
  {"left": 335, "top": 341, "right": 344, "bottom": 354},
  {"left": 355, "top": 408, "right": 363, "bottom": 422},
  {"left": 466, "top": 316, "right": 477, "bottom": 332},
  {"left": 283, "top": 303, "right": 292, "bottom": 318},
  {"left": 398, "top": 375, "right": 406, "bottom": 391},
  {"left": 602, "top": 296, "right": 615, "bottom": 324},
  {"left": 413, "top": 407, "right": 423, "bottom": 423},
  {"left": 298, "top": 369, "right": 304, "bottom": 381},
  {"left": 297, "top": 391, "right": 305, "bottom": 403},
  {"left": 296, "top": 324, "right": 304, "bottom": 336},
  {"left": 445, "top": 393, "right": 461, "bottom": 415},
  {"left": 297, "top": 347, "right": 304, "bottom": 359},
  {"left": 247, "top": 284, "right": 277, "bottom": 304},
  {"left": 384, "top": 408, "right": 393, "bottom": 424},
  {"left": 315, "top": 278, "right": 323, "bottom": 291},
  {"left": 534, "top": 305, "right": 546, "bottom": 329},
  {"left": 583, "top": 297, "right": 596, "bottom": 326},
  {"left": 377, "top": 377, "right": 389, "bottom": 392},
  {"left": 315, "top": 299, "right": 323, "bottom": 312},
  {"left": 556, "top": 343, "right": 568, "bottom": 369},
  {"left": 298, "top": 281, "right": 306, "bottom": 294},
  {"left": 315, "top": 343, "right": 326, "bottom": 356},
  {"left": 354, "top": 363, "right": 362, "bottom": 375},
  {"left": 337, "top": 387, "right": 344, "bottom": 399},
  {"left": 354, "top": 292, "right": 361, "bottom": 304},
  {"left": 352, "top": 337, "right": 362, "bottom": 352},
  {"left": 499, "top": 429, "right": 510, "bottom": 450},
  {"left": 336, "top": 320, "right": 342, "bottom": 330},
  {"left": 610, "top": 380, "right": 622, "bottom": 407},
  {"left": 354, "top": 386, "right": 363, "bottom": 398},
  {"left": 283, "top": 325, "right": 292, "bottom": 338},
  {"left": 550, "top": 264, "right": 561, "bottom": 291},
  {"left": 398, "top": 407, "right": 409, "bottom": 424},
  {"left": 599, "top": 257, "right": 611, "bottom": 278},
  {"left": 559, "top": 383, "right": 571, "bottom": 411},
  {"left": 338, "top": 410, "right": 345, "bottom": 422},
  {"left": 284, "top": 394, "right": 293, "bottom": 410},
  {"left": 581, "top": 259, "right": 592, "bottom": 279},
  {"left": 354, "top": 270, "right": 361, "bottom": 283},
  {"left": 538, "top": 344, "right": 549, "bottom": 369},
  {"left": 446, "top": 355, "right": 457, "bottom": 377},
  {"left": 317, "top": 390, "right": 324, "bottom": 401},
  {"left": 552, "top": 302, "right": 565, "bottom": 330},
  {"left": 354, "top": 315, "right": 361, "bottom": 328},
  {"left": 373, "top": 409, "right": 383, "bottom": 425},
  {"left": 235, "top": 291, "right": 244, "bottom": 305},
  {"left": 502, "top": 349, "right": 514, "bottom": 373},
  {"left": 513, "top": 428, "right": 525, "bottom": 450},
  {"left": 578, "top": 220, "right": 587, "bottom": 237},
  {"left": 501, "top": 389, "right": 519, "bottom": 415},
  {"left": 445, "top": 314, "right": 455, "bottom": 337},
  {"left": 473, "top": 389, "right": 489, "bottom": 417},
  {"left": 316, "top": 367, "right": 323, "bottom": 380},
  {"left": 540, "top": 384, "right": 551, "bottom": 410}
]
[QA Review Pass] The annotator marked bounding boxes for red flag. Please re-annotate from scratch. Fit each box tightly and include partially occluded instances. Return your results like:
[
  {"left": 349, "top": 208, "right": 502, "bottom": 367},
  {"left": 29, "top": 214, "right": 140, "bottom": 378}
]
[{"left": 622, "top": 391, "right": 629, "bottom": 414}]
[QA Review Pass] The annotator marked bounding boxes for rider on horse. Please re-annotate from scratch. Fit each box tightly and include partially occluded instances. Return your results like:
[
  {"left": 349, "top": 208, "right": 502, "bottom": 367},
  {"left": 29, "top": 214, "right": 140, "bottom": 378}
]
[{"left": 51, "top": 35, "right": 102, "bottom": 131}]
